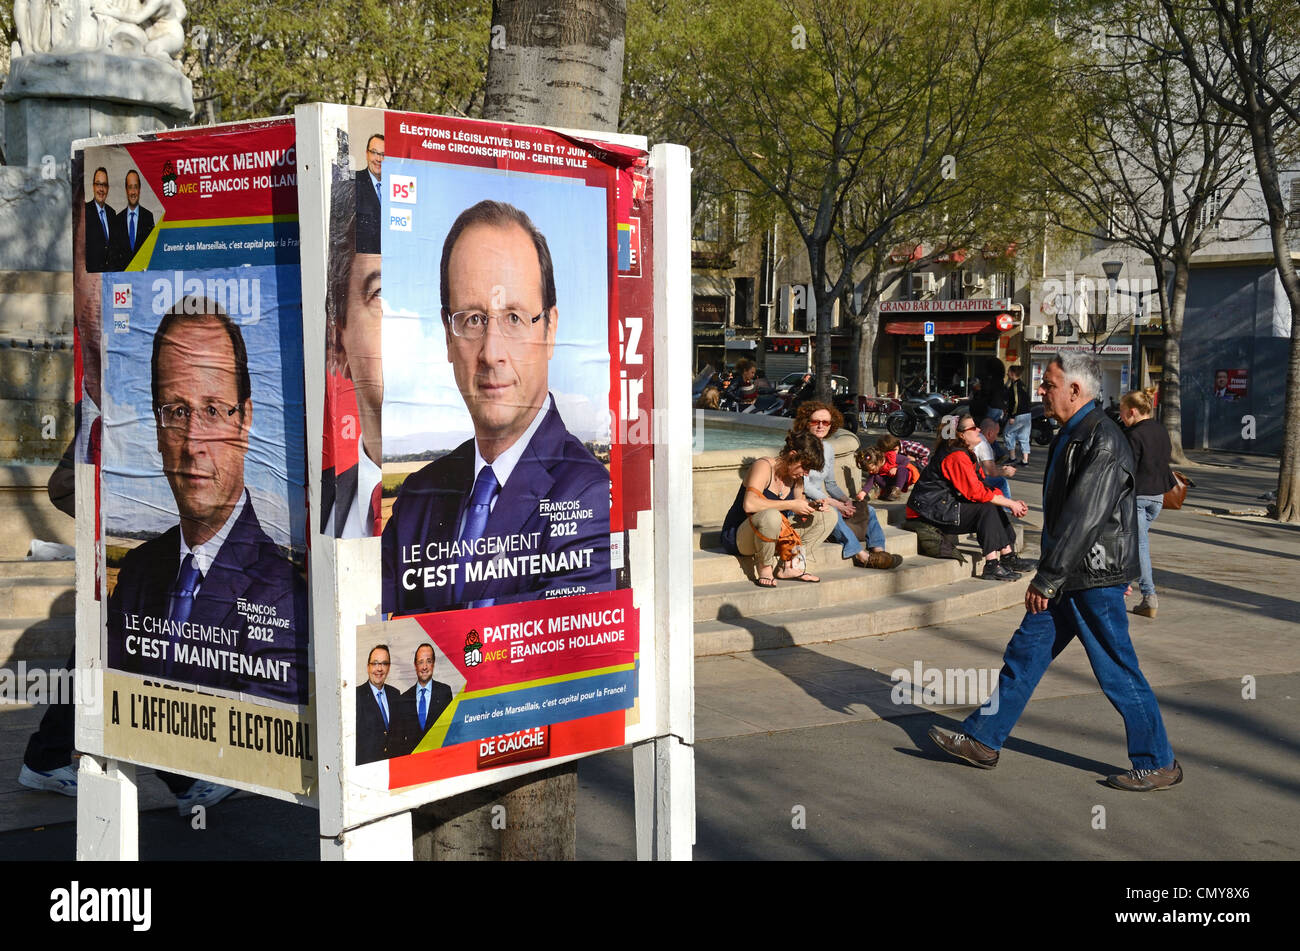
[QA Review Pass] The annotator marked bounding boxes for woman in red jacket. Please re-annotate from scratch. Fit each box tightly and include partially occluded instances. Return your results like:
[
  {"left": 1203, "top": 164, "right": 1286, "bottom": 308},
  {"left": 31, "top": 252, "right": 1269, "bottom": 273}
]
[{"left": 906, "top": 415, "right": 1030, "bottom": 581}]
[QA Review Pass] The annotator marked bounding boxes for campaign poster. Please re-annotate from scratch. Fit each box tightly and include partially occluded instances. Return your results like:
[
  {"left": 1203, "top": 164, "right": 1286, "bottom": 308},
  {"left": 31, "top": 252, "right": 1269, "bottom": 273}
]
[
  {"left": 83, "top": 122, "right": 314, "bottom": 796},
  {"left": 323, "top": 108, "right": 653, "bottom": 789},
  {"left": 1212, "top": 367, "right": 1247, "bottom": 401}
]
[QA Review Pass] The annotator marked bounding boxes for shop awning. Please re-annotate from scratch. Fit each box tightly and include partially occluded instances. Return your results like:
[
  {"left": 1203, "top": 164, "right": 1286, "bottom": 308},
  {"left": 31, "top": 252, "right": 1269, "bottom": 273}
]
[{"left": 884, "top": 319, "right": 994, "bottom": 335}]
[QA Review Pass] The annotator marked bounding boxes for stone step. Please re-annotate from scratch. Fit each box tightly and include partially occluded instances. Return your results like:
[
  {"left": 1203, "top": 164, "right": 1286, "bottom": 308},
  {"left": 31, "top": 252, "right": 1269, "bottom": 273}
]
[
  {"left": 0, "top": 558, "right": 74, "bottom": 579},
  {"left": 693, "top": 526, "right": 919, "bottom": 586},
  {"left": 0, "top": 615, "right": 75, "bottom": 667},
  {"left": 0, "top": 577, "right": 76, "bottom": 617},
  {"left": 693, "top": 573, "right": 1030, "bottom": 656},
  {"left": 0, "top": 466, "right": 72, "bottom": 559},
  {"left": 694, "top": 554, "right": 969, "bottom": 624}
]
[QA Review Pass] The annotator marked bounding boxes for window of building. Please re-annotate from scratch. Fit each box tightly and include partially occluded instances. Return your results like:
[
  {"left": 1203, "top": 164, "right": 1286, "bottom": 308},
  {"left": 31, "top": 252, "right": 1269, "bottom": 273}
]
[
  {"left": 693, "top": 200, "right": 720, "bottom": 243},
  {"left": 734, "top": 277, "right": 754, "bottom": 327},
  {"left": 792, "top": 285, "right": 810, "bottom": 333},
  {"left": 1196, "top": 188, "right": 1222, "bottom": 233},
  {"left": 989, "top": 271, "right": 1014, "bottom": 299},
  {"left": 1288, "top": 178, "right": 1300, "bottom": 230},
  {"left": 948, "top": 269, "right": 967, "bottom": 301},
  {"left": 734, "top": 194, "right": 750, "bottom": 242}
]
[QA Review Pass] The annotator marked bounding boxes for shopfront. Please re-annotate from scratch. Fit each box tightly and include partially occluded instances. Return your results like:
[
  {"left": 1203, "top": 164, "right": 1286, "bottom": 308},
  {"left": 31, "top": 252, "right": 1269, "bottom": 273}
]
[
  {"left": 766, "top": 335, "right": 811, "bottom": 381},
  {"left": 878, "top": 299, "right": 1021, "bottom": 396},
  {"left": 1028, "top": 343, "right": 1132, "bottom": 406}
]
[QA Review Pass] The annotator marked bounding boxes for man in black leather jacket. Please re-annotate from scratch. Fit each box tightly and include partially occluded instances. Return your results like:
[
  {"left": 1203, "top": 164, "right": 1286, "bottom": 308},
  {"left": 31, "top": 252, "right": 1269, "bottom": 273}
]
[{"left": 930, "top": 352, "right": 1182, "bottom": 792}]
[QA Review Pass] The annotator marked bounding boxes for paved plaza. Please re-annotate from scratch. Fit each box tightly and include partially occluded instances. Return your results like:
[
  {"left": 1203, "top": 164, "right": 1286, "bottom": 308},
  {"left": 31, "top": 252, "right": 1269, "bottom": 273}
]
[{"left": 0, "top": 450, "right": 1296, "bottom": 861}]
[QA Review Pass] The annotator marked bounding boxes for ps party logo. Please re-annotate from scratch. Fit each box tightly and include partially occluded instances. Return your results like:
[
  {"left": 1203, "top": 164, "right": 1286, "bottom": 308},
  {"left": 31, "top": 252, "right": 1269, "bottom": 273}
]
[
  {"left": 160, "top": 160, "right": 178, "bottom": 198},
  {"left": 464, "top": 630, "right": 483, "bottom": 667},
  {"left": 389, "top": 174, "right": 417, "bottom": 203}
]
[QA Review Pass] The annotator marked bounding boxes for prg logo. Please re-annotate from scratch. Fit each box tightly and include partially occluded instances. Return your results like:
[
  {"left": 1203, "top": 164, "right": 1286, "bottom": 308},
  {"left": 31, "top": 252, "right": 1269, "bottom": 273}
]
[
  {"left": 389, "top": 174, "right": 417, "bottom": 204},
  {"left": 389, "top": 209, "right": 412, "bottom": 232}
]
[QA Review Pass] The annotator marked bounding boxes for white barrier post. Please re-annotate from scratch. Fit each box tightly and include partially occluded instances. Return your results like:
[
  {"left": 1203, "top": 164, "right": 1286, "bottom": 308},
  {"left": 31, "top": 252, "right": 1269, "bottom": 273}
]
[{"left": 633, "top": 142, "right": 695, "bottom": 861}]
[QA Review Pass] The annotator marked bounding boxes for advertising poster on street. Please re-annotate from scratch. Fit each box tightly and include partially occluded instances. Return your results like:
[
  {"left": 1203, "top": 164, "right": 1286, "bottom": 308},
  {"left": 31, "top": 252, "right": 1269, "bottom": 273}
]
[
  {"left": 79, "top": 120, "right": 315, "bottom": 797},
  {"left": 317, "top": 106, "right": 654, "bottom": 797},
  {"left": 1212, "top": 367, "right": 1248, "bottom": 401}
]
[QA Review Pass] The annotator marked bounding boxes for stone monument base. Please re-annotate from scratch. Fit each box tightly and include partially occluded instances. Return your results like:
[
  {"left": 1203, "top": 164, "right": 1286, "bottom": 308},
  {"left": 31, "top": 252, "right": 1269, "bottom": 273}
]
[
  {"left": 1, "top": 51, "right": 193, "bottom": 463},
  {"left": 2, "top": 51, "right": 194, "bottom": 167}
]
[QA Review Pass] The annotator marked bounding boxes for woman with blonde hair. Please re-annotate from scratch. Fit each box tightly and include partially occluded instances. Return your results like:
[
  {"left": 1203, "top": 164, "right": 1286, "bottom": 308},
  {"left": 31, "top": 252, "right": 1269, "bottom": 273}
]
[{"left": 1120, "top": 389, "right": 1175, "bottom": 619}]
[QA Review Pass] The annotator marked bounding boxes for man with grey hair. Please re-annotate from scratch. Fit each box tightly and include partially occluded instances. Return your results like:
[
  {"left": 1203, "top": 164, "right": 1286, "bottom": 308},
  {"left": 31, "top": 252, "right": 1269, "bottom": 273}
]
[{"left": 930, "top": 351, "right": 1181, "bottom": 791}]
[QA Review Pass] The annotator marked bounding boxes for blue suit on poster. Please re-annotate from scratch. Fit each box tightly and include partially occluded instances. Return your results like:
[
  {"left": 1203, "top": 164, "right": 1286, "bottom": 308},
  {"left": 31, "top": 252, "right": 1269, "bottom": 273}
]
[
  {"left": 381, "top": 398, "right": 612, "bottom": 616},
  {"left": 106, "top": 497, "right": 308, "bottom": 705}
]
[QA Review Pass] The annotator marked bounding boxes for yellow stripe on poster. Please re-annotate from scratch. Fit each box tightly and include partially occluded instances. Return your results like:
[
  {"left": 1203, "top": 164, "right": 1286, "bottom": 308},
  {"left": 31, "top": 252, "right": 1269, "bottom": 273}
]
[
  {"left": 153, "top": 213, "right": 299, "bottom": 228},
  {"left": 123, "top": 216, "right": 165, "bottom": 271},
  {"left": 411, "top": 662, "right": 637, "bottom": 754}
]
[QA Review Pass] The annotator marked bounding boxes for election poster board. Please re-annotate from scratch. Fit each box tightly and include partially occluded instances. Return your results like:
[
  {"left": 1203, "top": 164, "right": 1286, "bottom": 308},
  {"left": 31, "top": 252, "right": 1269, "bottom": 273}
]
[
  {"left": 298, "top": 104, "right": 658, "bottom": 826},
  {"left": 75, "top": 118, "right": 316, "bottom": 800}
]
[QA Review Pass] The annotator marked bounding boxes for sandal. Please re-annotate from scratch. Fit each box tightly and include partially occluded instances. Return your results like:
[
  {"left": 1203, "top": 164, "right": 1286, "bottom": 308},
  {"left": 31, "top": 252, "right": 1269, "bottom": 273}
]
[
  {"left": 755, "top": 576, "right": 778, "bottom": 588},
  {"left": 776, "top": 571, "right": 819, "bottom": 583}
]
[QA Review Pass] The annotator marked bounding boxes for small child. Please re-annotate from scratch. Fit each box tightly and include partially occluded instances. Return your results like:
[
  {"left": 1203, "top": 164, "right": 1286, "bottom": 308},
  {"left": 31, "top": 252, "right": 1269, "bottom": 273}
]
[
  {"left": 872, "top": 434, "right": 919, "bottom": 501},
  {"left": 899, "top": 438, "right": 931, "bottom": 471},
  {"left": 854, "top": 446, "right": 885, "bottom": 501}
]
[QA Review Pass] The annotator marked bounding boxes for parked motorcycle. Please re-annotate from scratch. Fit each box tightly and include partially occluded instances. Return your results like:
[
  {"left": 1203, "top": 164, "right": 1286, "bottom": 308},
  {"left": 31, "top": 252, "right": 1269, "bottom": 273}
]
[
  {"left": 772, "top": 373, "right": 859, "bottom": 431},
  {"left": 885, "top": 392, "right": 968, "bottom": 438}
]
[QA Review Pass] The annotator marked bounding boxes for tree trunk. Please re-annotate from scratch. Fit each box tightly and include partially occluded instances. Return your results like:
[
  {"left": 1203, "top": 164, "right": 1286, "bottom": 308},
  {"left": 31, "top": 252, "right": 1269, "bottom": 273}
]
[
  {"left": 815, "top": 290, "right": 835, "bottom": 400},
  {"left": 414, "top": 764, "right": 577, "bottom": 860},
  {"left": 1241, "top": 108, "right": 1300, "bottom": 522},
  {"left": 424, "top": 0, "right": 629, "bottom": 860},
  {"left": 482, "top": 0, "right": 627, "bottom": 131},
  {"left": 1161, "top": 262, "right": 1191, "bottom": 466},
  {"left": 855, "top": 309, "right": 879, "bottom": 398}
]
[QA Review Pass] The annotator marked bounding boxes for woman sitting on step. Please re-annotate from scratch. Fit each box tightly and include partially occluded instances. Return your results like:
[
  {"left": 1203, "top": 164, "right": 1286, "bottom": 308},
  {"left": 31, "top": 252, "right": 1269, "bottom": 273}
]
[
  {"left": 791, "top": 401, "right": 900, "bottom": 570},
  {"left": 906, "top": 414, "right": 1031, "bottom": 582},
  {"left": 719, "top": 430, "right": 838, "bottom": 587}
]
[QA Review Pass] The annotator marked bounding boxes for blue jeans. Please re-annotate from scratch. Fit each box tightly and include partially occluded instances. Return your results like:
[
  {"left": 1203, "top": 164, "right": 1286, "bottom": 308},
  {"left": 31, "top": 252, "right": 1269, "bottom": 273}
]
[
  {"left": 985, "top": 475, "right": 1012, "bottom": 500},
  {"left": 829, "top": 506, "right": 885, "bottom": 558},
  {"left": 829, "top": 510, "right": 863, "bottom": 559},
  {"left": 961, "top": 585, "right": 1174, "bottom": 770},
  {"left": 1135, "top": 495, "right": 1163, "bottom": 597},
  {"left": 1004, "top": 412, "right": 1032, "bottom": 456}
]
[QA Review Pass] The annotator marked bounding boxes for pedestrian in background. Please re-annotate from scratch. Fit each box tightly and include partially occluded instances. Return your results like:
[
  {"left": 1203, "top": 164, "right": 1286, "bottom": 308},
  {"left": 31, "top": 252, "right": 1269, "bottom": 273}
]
[
  {"left": 1121, "top": 389, "right": 1175, "bottom": 620},
  {"left": 1001, "top": 364, "right": 1032, "bottom": 465}
]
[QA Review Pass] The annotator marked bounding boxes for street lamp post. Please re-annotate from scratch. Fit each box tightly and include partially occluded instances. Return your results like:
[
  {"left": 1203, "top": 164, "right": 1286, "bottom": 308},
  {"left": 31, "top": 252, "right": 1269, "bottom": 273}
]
[{"left": 1101, "top": 260, "right": 1158, "bottom": 392}]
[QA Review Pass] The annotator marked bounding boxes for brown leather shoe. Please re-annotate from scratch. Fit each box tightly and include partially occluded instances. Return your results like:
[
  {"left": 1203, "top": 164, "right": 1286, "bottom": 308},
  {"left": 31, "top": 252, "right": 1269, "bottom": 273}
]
[
  {"left": 858, "top": 550, "right": 902, "bottom": 569},
  {"left": 1107, "top": 760, "right": 1183, "bottom": 791},
  {"left": 928, "top": 725, "right": 999, "bottom": 769},
  {"left": 883, "top": 487, "right": 902, "bottom": 501}
]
